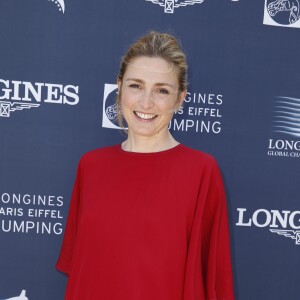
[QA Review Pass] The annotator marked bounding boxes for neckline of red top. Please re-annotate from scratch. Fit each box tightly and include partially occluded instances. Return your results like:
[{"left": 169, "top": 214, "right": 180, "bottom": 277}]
[{"left": 117, "top": 143, "right": 183, "bottom": 156}]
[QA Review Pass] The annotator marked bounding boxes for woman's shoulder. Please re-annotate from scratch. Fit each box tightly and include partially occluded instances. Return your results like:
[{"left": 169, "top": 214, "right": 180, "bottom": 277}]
[
  {"left": 177, "top": 145, "right": 223, "bottom": 182},
  {"left": 178, "top": 144, "right": 217, "bottom": 166},
  {"left": 78, "top": 144, "right": 120, "bottom": 165}
]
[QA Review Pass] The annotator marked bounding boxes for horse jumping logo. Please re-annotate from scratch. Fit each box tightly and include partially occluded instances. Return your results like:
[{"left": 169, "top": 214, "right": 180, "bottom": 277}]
[
  {"left": 264, "top": 0, "right": 300, "bottom": 27},
  {"left": 102, "top": 84, "right": 123, "bottom": 130}
]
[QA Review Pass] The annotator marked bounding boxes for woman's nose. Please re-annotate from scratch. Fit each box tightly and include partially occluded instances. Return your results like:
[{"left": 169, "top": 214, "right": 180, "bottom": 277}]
[{"left": 139, "top": 90, "right": 154, "bottom": 109}]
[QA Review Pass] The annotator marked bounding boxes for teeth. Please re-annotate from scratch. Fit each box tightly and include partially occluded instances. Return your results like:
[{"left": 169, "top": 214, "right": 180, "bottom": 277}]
[{"left": 135, "top": 112, "right": 156, "bottom": 120}]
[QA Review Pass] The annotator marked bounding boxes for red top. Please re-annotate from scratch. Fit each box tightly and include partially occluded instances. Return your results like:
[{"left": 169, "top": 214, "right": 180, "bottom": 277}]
[{"left": 56, "top": 144, "right": 235, "bottom": 300}]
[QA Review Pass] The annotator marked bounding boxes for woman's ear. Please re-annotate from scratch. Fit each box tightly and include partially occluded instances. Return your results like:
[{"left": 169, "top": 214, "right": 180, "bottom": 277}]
[
  {"left": 176, "top": 89, "right": 187, "bottom": 109},
  {"left": 117, "top": 79, "right": 121, "bottom": 92}
]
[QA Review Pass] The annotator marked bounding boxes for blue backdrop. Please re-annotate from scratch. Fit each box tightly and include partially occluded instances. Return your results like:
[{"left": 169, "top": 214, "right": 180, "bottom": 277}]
[{"left": 1, "top": 0, "right": 300, "bottom": 299}]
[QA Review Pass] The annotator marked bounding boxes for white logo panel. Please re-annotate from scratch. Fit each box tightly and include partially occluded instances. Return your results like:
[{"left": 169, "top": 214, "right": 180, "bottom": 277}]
[
  {"left": 102, "top": 84, "right": 123, "bottom": 130},
  {"left": 263, "top": 0, "right": 300, "bottom": 28}
]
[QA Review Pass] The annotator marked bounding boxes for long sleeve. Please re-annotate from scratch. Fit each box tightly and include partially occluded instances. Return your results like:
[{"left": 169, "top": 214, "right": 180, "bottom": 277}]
[
  {"left": 56, "top": 160, "right": 82, "bottom": 275},
  {"left": 200, "top": 162, "right": 235, "bottom": 299},
  {"left": 183, "top": 158, "right": 235, "bottom": 300}
]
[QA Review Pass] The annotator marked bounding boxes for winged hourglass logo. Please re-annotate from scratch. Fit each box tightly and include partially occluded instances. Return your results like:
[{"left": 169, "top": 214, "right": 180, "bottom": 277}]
[
  {"left": 145, "top": 0, "right": 205, "bottom": 14},
  {"left": 0, "top": 101, "right": 40, "bottom": 118},
  {"left": 270, "top": 229, "right": 300, "bottom": 245}
]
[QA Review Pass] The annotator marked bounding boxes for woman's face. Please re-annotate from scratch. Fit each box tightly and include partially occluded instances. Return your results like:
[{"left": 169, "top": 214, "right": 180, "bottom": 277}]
[{"left": 118, "top": 56, "right": 185, "bottom": 139}]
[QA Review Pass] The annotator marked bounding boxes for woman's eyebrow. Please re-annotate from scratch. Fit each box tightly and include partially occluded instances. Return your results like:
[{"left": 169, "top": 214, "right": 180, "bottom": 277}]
[
  {"left": 125, "top": 78, "right": 175, "bottom": 89},
  {"left": 125, "top": 78, "right": 144, "bottom": 83},
  {"left": 154, "top": 82, "right": 176, "bottom": 89}
]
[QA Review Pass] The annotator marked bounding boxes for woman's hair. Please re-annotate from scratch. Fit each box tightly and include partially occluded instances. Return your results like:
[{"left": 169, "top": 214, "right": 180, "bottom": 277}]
[
  {"left": 116, "top": 31, "right": 188, "bottom": 128},
  {"left": 117, "top": 31, "right": 187, "bottom": 91}
]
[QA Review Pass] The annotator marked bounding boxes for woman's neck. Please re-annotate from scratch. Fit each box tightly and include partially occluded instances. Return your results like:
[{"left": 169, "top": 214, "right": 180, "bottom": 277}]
[{"left": 122, "top": 131, "right": 179, "bottom": 153}]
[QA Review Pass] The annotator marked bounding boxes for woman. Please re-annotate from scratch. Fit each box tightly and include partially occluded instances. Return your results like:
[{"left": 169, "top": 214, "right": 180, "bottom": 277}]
[{"left": 56, "top": 31, "right": 235, "bottom": 300}]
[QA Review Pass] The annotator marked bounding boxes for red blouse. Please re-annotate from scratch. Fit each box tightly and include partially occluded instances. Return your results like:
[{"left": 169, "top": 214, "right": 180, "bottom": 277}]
[{"left": 56, "top": 144, "right": 235, "bottom": 300}]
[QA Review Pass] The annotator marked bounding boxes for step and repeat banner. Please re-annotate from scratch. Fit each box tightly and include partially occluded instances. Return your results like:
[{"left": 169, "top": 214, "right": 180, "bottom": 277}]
[{"left": 1, "top": 0, "right": 300, "bottom": 299}]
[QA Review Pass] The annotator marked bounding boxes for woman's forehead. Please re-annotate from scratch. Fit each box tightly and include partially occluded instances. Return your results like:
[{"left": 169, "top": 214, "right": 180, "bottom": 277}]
[{"left": 125, "top": 56, "right": 177, "bottom": 77}]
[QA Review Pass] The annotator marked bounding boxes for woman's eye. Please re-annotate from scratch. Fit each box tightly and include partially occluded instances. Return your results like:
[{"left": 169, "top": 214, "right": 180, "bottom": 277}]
[
  {"left": 157, "top": 88, "right": 169, "bottom": 95},
  {"left": 129, "top": 83, "right": 141, "bottom": 89}
]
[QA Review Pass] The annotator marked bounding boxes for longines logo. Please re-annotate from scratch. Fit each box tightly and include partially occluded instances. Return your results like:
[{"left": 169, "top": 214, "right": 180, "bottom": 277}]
[
  {"left": 267, "top": 96, "right": 300, "bottom": 158},
  {"left": 236, "top": 208, "right": 300, "bottom": 246},
  {"left": 263, "top": 0, "right": 300, "bottom": 28},
  {"left": 0, "top": 290, "right": 28, "bottom": 300},
  {"left": 169, "top": 90, "right": 223, "bottom": 134},
  {"left": 145, "top": 0, "right": 205, "bottom": 14},
  {"left": 0, "top": 79, "right": 79, "bottom": 118},
  {"left": 48, "top": 0, "right": 65, "bottom": 13},
  {"left": 0, "top": 192, "right": 65, "bottom": 235}
]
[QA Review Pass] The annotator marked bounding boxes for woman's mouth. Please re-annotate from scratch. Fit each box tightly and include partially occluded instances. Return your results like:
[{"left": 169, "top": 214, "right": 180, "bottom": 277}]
[{"left": 134, "top": 111, "right": 158, "bottom": 120}]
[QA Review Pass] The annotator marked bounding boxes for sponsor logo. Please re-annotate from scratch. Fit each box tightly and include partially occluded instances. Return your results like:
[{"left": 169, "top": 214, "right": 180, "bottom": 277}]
[
  {"left": 272, "top": 96, "right": 300, "bottom": 138},
  {"left": 0, "top": 79, "right": 79, "bottom": 118},
  {"left": 102, "top": 84, "right": 121, "bottom": 129},
  {"left": 0, "top": 290, "right": 28, "bottom": 300},
  {"left": 169, "top": 91, "right": 223, "bottom": 134},
  {"left": 0, "top": 193, "right": 65, "bottom": 235},
  {"left": 267, "top": 96, "right": 300, "bottom": 158},
  {"left": 263, "top": 0, "right": 300, "bottom": 28},
  {"left": 236, "top": 208, "right": 300, "bottom": 246},
  {"left": 145, "top": 0, "right": 205, "bottom": 14},
  {"left": 48, "top": 0, "right": 65, "bottom": 14}
]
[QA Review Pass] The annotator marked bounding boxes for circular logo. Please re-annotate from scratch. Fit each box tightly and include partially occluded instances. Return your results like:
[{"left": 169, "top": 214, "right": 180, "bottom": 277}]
[
  {"left": 266, "top": 0, "right": 300, "bottom": 25},
  {"left": 104, "top": 87, "right": 119, "bottom": 127}
]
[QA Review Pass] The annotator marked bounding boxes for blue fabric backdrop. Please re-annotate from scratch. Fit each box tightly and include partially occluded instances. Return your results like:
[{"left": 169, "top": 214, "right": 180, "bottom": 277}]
[{"left": 1, "top": 0, "right": 300, "bottom": 299}]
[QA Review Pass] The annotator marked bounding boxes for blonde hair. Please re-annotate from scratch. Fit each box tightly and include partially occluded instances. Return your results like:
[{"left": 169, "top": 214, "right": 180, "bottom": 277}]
[{"left": 117, "top": 31, "right": 188, "bottom": 128}]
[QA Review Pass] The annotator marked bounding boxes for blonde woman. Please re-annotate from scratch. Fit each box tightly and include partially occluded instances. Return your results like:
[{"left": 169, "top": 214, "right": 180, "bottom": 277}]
[{"left": 57, "top": 31, "right": 235, "bottom": 300}]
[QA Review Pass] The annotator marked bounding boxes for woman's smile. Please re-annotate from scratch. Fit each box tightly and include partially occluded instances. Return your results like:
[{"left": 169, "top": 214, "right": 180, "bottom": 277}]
[{"left": 133, "top": 111, "right": 158, "bottom": 121}]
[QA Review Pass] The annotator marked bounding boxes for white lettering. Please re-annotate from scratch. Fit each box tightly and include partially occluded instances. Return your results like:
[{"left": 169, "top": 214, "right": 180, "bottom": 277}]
[
  {"left": 0, "top": 79, "right": 12, "bottom": 99},
  {"left": 236, "top": 208, "right": 300, "bottom": 229},
  {"left": 289, "top": 211, "right": 300, "bottom": 229},
  {"left": 11, "top": 80, "right": 22, "bottom": 100},
  {"left": 22, "top": 81, "right": 44, "bottom": 102},
  {"left": 253, "top": 209, "right": 272, "bottom": 227},
  {"left": 0, "top": 78, "right": 79, "bottom": 105},
  {"left": 44, "top": 83, "right": 63, "bottom": 103},
  {"left": 1, "top": 220, "right": 63, "bottom": 235},
  {"left": 268, "top": 139, "right": 300, "bottom": 151},
  {"left": 236, "top": 208, "right": 252, "bottom": 226},
  {"left": 63, "top": 85, "right": 79, "bottom": 105},
  {"left": 270, "top": 210, "right": 289, "bottom": 228}
]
